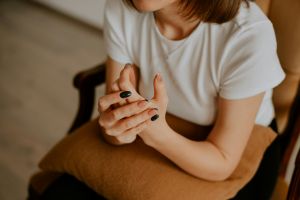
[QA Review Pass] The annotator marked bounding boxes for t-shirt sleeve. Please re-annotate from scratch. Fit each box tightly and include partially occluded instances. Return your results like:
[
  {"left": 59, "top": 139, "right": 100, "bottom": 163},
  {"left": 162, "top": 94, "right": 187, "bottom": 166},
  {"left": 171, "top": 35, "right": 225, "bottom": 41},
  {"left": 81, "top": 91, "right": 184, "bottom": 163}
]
[
  {"left": 219, "top": 22, "right": 286, "bottom": 99},
  {"left": 103, "top": 0, "right": 131, "bottom": 64}
]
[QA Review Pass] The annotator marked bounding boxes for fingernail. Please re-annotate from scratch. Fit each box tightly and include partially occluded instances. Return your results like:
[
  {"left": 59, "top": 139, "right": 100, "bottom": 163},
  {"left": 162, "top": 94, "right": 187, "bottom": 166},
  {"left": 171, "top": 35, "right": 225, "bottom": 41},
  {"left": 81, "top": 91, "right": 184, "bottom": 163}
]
[
  {"left": 156, "top": 71, "right": 163, "bottom": 82},
  {"left": 125, "top": 63, "right": 132, "bottom": 68},
  {"left": 120, "top": 91, "right": 131, "bottom": 98},
  {"left": 148, "top": 108, "right": 158, "bottom": 116},
  {"left": 137, "top": 99, "right": 149, "bottom": 108},
  {"left": 151, "top": 114, "right": 159, "bottom": 121}
]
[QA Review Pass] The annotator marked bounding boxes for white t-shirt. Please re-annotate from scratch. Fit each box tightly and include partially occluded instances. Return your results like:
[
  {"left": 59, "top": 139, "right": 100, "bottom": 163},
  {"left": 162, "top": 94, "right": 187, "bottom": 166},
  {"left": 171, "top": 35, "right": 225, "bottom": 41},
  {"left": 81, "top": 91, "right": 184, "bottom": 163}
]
[{"left": 103, "top": 0, "right": 286, "bottom": 126}]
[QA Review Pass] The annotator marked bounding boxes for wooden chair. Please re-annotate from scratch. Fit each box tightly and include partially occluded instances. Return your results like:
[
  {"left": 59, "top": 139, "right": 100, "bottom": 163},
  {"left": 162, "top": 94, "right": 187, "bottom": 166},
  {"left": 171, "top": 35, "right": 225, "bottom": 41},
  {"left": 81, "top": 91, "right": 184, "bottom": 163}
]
[{"left": 27, "top": 0, "right": 300, "bottom": 199}]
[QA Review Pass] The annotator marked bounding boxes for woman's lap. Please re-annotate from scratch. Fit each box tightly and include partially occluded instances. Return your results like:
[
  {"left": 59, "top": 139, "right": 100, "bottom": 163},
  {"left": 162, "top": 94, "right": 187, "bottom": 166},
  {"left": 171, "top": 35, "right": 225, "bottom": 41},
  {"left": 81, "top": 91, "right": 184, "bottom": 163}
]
[
  {"left": 40, "top": 119, "right": 280, "bottom": 200},
  {"left": 40, "top": 174, "right": 106, "bottom": 200}
]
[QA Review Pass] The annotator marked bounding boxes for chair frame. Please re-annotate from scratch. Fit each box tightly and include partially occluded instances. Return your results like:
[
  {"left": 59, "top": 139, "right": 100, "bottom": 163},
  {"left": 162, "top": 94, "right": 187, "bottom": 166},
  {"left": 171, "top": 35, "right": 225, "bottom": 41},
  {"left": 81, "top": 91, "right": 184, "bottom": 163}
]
[{"left": 68, "top": 62, "right": 300, "bottom": 199}]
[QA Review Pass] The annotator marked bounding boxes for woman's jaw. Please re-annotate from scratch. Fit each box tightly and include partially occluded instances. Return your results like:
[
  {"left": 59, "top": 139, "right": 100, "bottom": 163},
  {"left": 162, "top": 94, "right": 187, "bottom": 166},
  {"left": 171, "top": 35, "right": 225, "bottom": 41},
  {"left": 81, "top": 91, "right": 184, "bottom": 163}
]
[{"left": 132, "top": 0, "right": 178, "bottom": 12}]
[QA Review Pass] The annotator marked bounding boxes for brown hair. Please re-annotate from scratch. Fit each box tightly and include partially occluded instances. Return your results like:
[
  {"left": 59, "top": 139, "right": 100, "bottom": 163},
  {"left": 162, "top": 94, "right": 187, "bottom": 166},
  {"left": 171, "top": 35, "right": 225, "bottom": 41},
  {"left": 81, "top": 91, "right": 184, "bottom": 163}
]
[{"left": 122, "top": 0, "right": 254, "bottom": 24}]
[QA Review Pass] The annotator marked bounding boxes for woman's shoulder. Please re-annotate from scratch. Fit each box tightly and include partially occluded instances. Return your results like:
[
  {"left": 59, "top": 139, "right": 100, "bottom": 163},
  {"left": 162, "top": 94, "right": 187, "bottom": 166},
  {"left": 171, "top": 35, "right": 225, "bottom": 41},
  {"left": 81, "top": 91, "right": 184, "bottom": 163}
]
[
  {"left": 232, "top": 1, "right": 272, "bottom": 32},
  {"left": 215, "top": 1, "right": 277, "bottom": 52}
]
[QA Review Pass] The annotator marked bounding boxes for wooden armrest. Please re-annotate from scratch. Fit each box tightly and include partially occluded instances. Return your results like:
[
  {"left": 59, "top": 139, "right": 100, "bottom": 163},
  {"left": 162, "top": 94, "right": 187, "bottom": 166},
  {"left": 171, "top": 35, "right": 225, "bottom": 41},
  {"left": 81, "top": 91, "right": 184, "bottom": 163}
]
[
  {"left": 73, "top": 63, "right": 106, "bottom": 89},
  {"left": 279, "top": 82, "right": 300, "bottom": 176},
  {"left": 287, "top": 148, "right": 300, "bottom": 200},
  {"left": 68, "top": 63, "right": 106, "bottom": 133}
]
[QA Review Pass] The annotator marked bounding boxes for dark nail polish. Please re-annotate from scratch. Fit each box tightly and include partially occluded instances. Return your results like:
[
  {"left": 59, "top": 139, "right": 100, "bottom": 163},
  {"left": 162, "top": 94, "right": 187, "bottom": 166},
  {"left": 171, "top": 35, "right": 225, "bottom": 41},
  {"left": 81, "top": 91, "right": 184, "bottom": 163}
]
[
  {"left": 153, "top": 108, "right": 158, "bottom": 111},
  {"left": 145, "top": 99, "right": 149, "bottom": 103},
  {"left": 151, "top": 114, "right": 159, "bottom": 121},
  {"left": 125, "top": 63, "right": 132, "bottom": 67},
  {"left": 120, "top": 91, "right": 131, "bottom": 98}
]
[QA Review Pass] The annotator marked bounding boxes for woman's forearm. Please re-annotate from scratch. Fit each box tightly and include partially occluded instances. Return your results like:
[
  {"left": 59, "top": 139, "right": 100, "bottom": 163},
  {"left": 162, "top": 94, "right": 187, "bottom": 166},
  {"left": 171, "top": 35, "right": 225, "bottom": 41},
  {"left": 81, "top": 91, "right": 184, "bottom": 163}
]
[{"left": 144, "top": 127, "right": 235, "bottom": 181}]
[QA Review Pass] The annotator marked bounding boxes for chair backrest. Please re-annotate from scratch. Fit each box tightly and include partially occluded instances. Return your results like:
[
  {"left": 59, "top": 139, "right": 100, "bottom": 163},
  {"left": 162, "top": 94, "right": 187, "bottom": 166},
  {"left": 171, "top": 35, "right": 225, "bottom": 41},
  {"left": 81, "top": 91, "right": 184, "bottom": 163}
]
[
  {"left": 255, "top": 0, "right": 300, "bottom": 198},
  {"left": 256, "top": 0, "right": 300, "bottom": 160},
  {"left": 268, "top": 0, "right": 300, "bottom": 134},
  {"left": 256, "top": 0, "right": 300, "bottom": 131}
]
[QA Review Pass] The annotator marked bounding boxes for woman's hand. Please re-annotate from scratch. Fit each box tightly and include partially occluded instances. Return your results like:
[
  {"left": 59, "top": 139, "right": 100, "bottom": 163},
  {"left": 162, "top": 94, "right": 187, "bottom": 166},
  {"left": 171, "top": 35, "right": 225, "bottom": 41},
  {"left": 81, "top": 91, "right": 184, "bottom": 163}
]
[
  {"left": 108, "top": 65, "right": 170, "bottom": 145},
  {"left": 98, "top": 91, "right": 159, "bottom": 145},
  {"left": 137, "top": 71, "right": 170, "bottom": 145}
]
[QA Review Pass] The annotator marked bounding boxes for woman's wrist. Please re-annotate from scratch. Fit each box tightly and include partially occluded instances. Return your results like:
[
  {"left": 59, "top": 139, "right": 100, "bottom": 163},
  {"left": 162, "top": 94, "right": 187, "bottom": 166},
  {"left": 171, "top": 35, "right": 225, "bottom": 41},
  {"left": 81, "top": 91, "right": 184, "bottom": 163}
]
[{"left": 139, "top": 121, "right": 172, "bottom": 147}]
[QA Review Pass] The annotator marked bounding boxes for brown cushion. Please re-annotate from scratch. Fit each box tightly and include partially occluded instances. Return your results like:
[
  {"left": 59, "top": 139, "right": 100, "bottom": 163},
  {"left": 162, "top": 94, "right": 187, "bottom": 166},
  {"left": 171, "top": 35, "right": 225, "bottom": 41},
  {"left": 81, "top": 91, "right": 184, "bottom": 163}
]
[{"left": 39, "top": 118, "right": 277, "bottom": 200}]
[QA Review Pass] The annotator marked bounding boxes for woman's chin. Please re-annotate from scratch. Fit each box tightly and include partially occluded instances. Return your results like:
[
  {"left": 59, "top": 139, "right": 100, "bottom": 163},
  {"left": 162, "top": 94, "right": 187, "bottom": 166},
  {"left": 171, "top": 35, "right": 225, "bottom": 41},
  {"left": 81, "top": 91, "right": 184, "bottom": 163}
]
[{"left": 132, "top": 0, "right": 162, "bottom": 12}]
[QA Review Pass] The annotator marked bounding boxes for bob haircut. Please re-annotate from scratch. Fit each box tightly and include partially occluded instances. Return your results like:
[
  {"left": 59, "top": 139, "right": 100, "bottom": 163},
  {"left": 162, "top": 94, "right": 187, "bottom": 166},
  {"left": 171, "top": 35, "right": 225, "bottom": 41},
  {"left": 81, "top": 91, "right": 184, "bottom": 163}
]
[{"left": 122, "top": 0, "right": 254, "bottom": 24}]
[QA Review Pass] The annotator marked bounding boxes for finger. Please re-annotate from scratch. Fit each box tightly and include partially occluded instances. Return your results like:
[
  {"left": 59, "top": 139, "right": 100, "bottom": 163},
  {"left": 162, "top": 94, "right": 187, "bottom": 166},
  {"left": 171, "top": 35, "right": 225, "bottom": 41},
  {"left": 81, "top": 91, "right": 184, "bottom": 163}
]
[
  {"left": 98, "top": 91, "right": 132, "bottom": 113},
  {"left": 111, "top": 79, "right": 127, "bottom": 107},
  {"left": 153, "top": 71, "right": 168, "bottom": 101},
  {"left": 115, "top": 113, "right": 159, "bottom": 143},
  {"left": 119, "top": 66, "right": 144, "bottom": 103},
  {"left": 108, "top": 87, "right": 120, "bottom": 110},
  {"left": 119, "top": 64, "right": 135, "bottom": 90},
  {"left": 111, "top": 107, "right": 158, "bottom": 134},
  {"left": 104, "top": 99, "right": 150, "bottom": 126},
  {"left": 124, "top": 63, "right": 136, "bottom": 87}
]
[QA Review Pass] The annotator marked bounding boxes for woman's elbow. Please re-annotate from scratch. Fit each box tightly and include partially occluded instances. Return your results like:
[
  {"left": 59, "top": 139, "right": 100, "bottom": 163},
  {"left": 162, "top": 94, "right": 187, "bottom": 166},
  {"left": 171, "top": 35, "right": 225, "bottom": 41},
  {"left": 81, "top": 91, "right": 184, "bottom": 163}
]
[{"left": 201, "top": 163, "right": 236, "bottom": 182}]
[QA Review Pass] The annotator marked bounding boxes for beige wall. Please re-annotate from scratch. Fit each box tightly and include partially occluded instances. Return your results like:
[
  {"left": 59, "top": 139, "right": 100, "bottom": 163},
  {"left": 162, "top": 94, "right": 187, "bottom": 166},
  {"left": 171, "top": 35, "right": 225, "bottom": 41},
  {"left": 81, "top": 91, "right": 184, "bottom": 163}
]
[{"left": 32, "top": 0, "right": 107, "bottom": 29}]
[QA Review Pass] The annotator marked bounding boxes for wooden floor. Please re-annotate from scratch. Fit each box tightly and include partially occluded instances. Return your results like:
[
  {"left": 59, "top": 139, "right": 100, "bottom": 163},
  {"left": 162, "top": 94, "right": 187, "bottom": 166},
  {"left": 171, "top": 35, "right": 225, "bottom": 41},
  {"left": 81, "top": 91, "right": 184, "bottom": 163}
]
[{"left": 0, "top": 1, "right": 106, "bottom": 199}]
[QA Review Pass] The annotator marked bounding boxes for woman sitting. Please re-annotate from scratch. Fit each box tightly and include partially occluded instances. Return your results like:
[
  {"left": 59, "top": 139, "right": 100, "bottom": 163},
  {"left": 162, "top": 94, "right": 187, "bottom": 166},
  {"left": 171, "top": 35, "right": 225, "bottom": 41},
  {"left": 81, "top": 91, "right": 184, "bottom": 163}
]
[{"left": 41, "top": 0, "right": 285, "bottom": 199}]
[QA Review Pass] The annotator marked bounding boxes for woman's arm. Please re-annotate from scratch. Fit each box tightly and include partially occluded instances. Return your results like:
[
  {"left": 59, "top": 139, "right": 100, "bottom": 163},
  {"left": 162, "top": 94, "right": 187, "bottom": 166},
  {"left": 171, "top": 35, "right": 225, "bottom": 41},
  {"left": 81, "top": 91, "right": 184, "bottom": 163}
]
[{"left": 142, "top": 92, "right": 265, "bottom": 181}]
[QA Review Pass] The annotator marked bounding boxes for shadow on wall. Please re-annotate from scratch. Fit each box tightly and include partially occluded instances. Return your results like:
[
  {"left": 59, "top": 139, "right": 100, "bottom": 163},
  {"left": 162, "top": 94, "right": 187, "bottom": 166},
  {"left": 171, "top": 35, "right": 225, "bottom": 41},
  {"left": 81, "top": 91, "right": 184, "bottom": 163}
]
[{"left": 32, "top": 0, "right": 107, "bottom": 30}]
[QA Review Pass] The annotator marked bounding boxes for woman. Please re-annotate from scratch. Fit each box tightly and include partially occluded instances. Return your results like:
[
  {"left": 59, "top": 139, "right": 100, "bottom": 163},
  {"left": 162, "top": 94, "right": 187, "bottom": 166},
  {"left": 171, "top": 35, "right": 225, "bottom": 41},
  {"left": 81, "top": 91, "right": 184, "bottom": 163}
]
[{"left": 41, "top": 0, "right": 285, "bottom": 199}]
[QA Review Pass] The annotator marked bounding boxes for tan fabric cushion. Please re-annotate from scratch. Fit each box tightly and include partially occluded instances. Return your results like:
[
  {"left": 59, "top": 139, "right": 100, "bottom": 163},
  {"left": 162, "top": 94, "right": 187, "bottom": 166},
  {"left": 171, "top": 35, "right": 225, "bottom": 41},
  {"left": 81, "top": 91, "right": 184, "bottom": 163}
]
[{"left": 39, "top": 118, "right": 277, "bottom": 200}]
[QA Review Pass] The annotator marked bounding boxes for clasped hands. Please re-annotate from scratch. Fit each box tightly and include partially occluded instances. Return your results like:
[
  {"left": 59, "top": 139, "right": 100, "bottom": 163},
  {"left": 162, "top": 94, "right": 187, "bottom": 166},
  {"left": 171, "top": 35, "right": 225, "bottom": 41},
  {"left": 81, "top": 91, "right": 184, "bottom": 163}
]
[{"left": 98, "top": 64, "right": 169, "bottom": 145}]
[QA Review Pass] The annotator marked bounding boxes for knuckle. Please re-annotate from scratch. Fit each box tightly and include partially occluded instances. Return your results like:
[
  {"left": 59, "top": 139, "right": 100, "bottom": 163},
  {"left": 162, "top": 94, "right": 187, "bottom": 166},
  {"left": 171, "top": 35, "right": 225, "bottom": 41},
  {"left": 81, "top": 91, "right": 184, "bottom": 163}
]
[
  {"left": 134, "top": 125, "right": 142, "bottom": 133},
  {"left": 119, "top": 80, "right": 128, "bottom": 89},
  {"left": 143, "top": 110, "right": 151, "bottom": 119},
  {"left": 117, "top": 134, "right": 135, "bottom": 144},
  {"left": 98, "top": 118, "right": 105, "bottom": 127},
  {"left": 123, "top": 119, "right": 132, "bottom": 129},
  {"left": 111, "top": 110, "right": 120, "bottom": 121},
  {"left": 145, "top": 119, "right": 152, "bottom": 126},
  {"left": 129, "top": 105, "right": 138, "bottom": 113},
  {"left": 98, "top": 97, "right": 104, "bottom": 106},
  {"left": 105, "top": 128, "right": 113, "bottom": 136},
  {"left": 111, "top": 82, "right": 120, "bottom": 92},
  {"left": 162, "top": 97, "right": 169, "bottom": 105},
  {"left": 116, "top": 135, "right": 126, "bottom": 143}
]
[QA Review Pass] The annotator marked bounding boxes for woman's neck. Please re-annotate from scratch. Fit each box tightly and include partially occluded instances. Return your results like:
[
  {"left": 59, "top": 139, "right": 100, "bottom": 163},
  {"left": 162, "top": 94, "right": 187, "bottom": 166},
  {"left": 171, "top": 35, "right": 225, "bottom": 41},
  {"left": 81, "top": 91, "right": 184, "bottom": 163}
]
[{"left": 154, "top": 4, "right": 201, "bottom": 41}]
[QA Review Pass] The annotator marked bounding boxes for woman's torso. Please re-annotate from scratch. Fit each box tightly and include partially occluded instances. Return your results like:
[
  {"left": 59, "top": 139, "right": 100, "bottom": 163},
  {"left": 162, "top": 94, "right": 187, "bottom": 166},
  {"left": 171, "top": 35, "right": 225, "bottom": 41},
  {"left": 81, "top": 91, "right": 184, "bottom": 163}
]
[{"left": 104, "top": 0, "right": 286, "bottom": 128}]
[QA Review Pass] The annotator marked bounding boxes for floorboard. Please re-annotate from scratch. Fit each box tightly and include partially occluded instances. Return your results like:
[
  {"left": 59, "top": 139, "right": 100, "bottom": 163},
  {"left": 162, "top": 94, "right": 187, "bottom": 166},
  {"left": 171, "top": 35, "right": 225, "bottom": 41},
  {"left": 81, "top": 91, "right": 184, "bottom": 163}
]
[{"left": 0, "top": 1, "right": 106, "bottom": 199}]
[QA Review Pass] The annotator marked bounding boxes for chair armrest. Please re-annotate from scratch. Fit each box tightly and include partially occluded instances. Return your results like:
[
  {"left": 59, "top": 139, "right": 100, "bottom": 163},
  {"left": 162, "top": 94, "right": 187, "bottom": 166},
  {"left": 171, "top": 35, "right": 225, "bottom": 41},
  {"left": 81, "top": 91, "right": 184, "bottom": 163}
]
[
  {"left": 279, "top": 82, "right": 300, "bottom": 176},
  {"left": 68, "top": 63, "right": 106, "bottom": 133},
  {"left": 287, "top": 148, "right": 300, "bottom": 200}
]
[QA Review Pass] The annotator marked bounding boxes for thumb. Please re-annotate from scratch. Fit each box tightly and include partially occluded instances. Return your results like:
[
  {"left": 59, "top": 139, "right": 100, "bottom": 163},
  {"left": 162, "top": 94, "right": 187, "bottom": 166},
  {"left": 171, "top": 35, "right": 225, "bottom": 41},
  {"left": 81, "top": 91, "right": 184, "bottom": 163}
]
[
  {"left": 119, "top": 63, "right": 135, "bottom": 90},
  {"left": 153, "top": 71, "right": 167, "bottom": 100},
  {"left": 128, "top": 65, "right": 136, "bottom": 88}
]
